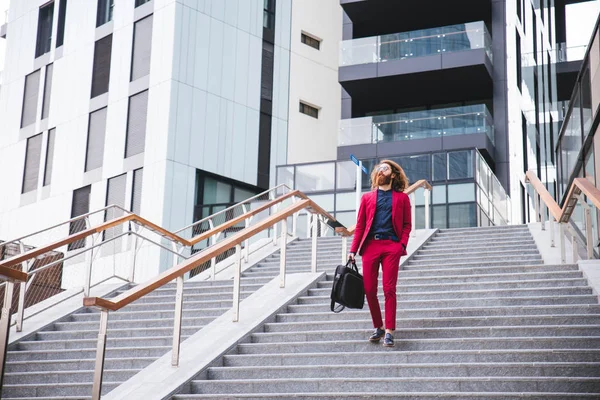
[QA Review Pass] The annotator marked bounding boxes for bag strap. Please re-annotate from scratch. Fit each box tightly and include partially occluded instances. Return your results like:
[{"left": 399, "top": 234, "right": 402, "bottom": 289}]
[
  {"left": 347, "top": 259, "right": 359, "bottom": 273},
  {"left": 331, "top": 298, "right": 345, "bottom": 313}
]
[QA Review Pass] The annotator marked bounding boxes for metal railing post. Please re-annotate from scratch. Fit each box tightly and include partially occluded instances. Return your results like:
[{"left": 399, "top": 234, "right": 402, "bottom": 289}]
[
  {"left": 292, "top": 210, "right": 298, "bottom": 237},
  {"left": 242, "top": 204, "right": 250, "bottom": 263},
  {"left": 171, "top": 275, "right": 184, "bottom": 367},
  {"left": 559, "top": 223, "right": 566, "bottom": 263},
  {"left": 272, "top": 204, "right": 279, "bottom": 245},
  {"left": 341, "top": 236, "right": 348, "bottom": 264},
  {"left": 311, "top": 214, "right": 318, "bottom": 273},
  {"left": 208, "top": 219, "right": 216, "bottom": 281},
  {"left": 84, "top": 233, "right": 99, "bottom": 297},
  {"left": 550, "top": 217, "right": 555, "bottom": 247},
  {"left": 410, "top": 193, "right": 416, "bottom": 237},
  {"left": 585, "top": 206, "right": 594, "bottom": 260},
  {"left": 91, "top": 309, "right": 109, "bottom": 400},
  {"left": 424, "top": 189, "right": 430, "bottom": 229},
  {"left": 534, "top": 193, "right": 540, "bottom": 222},
  {"left": 0, "top": 281, "right": 15, "bottom": 391},
  {"left": 280, "top": 218, "right": 287, "bottom": 288},
  {"left": 540, "top": 203, "right": 546, "bottom": 231},
  {"left": 128, "top": 226, "right": 140, "bottom": 283},
  {"left": 572, "top": 231, "right": 579, "bottom": 262},
  {"left": 15, "top": 243, "right": 30, "bottom": 332},
  {"left": 232, "top": 244, "right": 242, "bottom": 322}
]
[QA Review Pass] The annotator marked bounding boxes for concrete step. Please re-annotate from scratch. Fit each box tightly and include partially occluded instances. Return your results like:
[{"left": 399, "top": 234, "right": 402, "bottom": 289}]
[
  {"left": 428, "top": 232, "right": 533, "bottom": 243},
  {"left": 206, "top": 362, "right": 600, "bottom": 380},
  {"left": 307, "top": 286, "right": 593, "bottom": 300},
  {"left": 403, "top": 259, "right": 545, "bottom": 270},
  {"left": 6, "top": 346, "right": 170, "bottom": 362},
  {"left": 278, "top": 305, "right": 600, "bottom": 322},
  {"left": 223, "top": 349, "right": 600, "bottom": 366},
  {"left": 421, "top": 239, "right": 536, "bottom": 251},
  {"left": 172, "top": 393, "right": 600, "bottom": 400},
  {"left": 411, "top": 249, "right": 541, "bottom": 261},
  {"left": 127, "top": 291, "right": 252, "bottom": 304},
  {"left": 407, "top": 254, "right": 543, "bottom": 265},
  {"left": 250, "top": 325, "right": 600, "bottom": 343},
  {"left": 34, "top": 325, "right": 200, "bottom": 340},
  {"left": 417, "top": 243, "right": 538, "bottom": 255},
  {"left": 237, "top": 336, "right": 600, "bottom": 354},
  {"left": 69, "top": 307, "right": 228, "bottom": 322},
  {"left": 397, "top": 264, "right": 579, "bottom": 278},
  {"left": 113, "top": 282, "right": 263, "bottom": 296},
  {"left": 295, "top": 294, "right": 600, "bottom": 308},
  {"left": 109, "top": 298, "right": 234, "bottom": 312},
  {"left": 317, "top": 271, "right": 584, "bottom": 287},
  {"left": 51, "top": 316, "right": 212, "bottom": 331},
  {"left": 4, "top": 368, "right": 138, "bottom": 385},
  {"left": 2, "top": 381, "right": 120, "bottom": 397},
  {"left": 5, "top": 357, "right": 155, "bottom": 372},
  {"left": 16, "top": 335, "right": 185, "bottom": 351},
  {"left": 436, "top": 225, "right": 530, "bottom": 234},
  {"left": 188, "top": 377, "right": 600, "bottom": 394},
  {"left": 262, "top": 315, "right": 600, "bottom": 333}
]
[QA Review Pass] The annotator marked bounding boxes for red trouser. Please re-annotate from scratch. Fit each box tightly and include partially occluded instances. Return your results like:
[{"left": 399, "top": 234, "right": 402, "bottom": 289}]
[{"left": 361, "top": 239, "right": 403, "bottom": 331}]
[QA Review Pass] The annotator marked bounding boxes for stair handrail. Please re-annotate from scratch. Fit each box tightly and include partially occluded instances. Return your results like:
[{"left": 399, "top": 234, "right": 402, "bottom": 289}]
[
  {"left": 338, "top": 179, "right": 434, "bottom": 237},
  {"left": 525, "top": 170, "right": 600, "bottom": 261},
  {"left": 82, "top": 192, "right": 348, "bottom": 400}
]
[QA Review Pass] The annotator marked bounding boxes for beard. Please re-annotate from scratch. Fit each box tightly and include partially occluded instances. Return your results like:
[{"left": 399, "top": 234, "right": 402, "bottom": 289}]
[{"left": 377, "top": 174, "right": 392, "bottom": 186}]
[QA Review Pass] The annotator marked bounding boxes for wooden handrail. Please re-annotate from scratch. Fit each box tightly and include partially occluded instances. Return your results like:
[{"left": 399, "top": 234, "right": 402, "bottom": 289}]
[
  {"left": 525, "top": 171, "right": 600, "bottom": 223},
  {"left": 84, "top": 199, "right": 313, "bottom": 311},
  {"left": 0, "top": 191, "right": 304, "bottom": 270},
  {"left": 337, "top": 179, "right": 433, "bottom": 236},
  {"left": 0, "top": 266, "right": 27, "bottom": 283}
]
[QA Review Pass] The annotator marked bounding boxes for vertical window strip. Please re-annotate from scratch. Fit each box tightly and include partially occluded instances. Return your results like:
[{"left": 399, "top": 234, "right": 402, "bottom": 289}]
[
  {"left": 125, "top": 90, "right": 149, "bottom": 158},
  {"left": 91, "top": 34, "right": 113, "bottom": 98},
  {"left": 21, "top": 70, "right": 41, "bottom": 128},
  {"left": 131, "top": 15, "right": 153, "bottom": 82},
  {"left": 56, "top": 0, "right": 67, "bottom": 48},
  {"left": 301, "top": 33, "right": 321, "bottom": 50},
  {"left": 104, "top": 174, "right": 127, "bottom": 243},
  {"left": 44, "top": 128, "right": 56, "bottom": 186},
  {"left": 131, "top": 168, "right": 144, "bottom": 215},
  {"left": 96, "top": 0, "right": 114, "bottom": 27},
  {"left": 35, "top": 2, "right": 54, "bottom": 58},
  {"left": 42, "top": 63, "right": 53, "bottom": 120},
  {"left": 69, "top": 185, "right": 91, "bottom": 250},
  {"left": 85, "top": 107, "right": 108, "bottom": 172},
  {"left": 22, "top": 133, "right": 43, "bottom": 193}
]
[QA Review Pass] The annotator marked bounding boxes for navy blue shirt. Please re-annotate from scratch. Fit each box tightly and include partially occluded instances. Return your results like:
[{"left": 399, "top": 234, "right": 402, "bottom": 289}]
[{"left": 369, "top": 189, "right": 396, "bottom": 237}]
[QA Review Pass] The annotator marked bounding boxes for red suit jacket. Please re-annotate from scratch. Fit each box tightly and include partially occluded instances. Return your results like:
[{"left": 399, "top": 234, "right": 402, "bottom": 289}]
[{"left": 350, "top": 189, "right": 412, "bottom": 256}]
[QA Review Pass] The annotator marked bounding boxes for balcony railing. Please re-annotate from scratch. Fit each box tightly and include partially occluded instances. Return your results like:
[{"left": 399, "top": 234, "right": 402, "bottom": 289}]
[
  {"left": 556, "top": 43, "right": 587, "bottom": 63},
  {"left": 340, "top": 21, "right": 492, "bottom": 67},
  {"left": 339, "top": 104, "right": 495, "bottom": 147}
]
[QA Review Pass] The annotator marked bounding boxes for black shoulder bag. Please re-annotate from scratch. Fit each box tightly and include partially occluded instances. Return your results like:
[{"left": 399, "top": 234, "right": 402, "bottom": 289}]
[{"left": 330, "top": 260, "right": 365, "bottom": 313}]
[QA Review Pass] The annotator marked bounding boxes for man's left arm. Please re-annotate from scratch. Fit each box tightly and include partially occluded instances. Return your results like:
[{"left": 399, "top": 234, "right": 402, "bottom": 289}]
[{"left": 400, "top": 193, "right": 412, "bottom": 250}]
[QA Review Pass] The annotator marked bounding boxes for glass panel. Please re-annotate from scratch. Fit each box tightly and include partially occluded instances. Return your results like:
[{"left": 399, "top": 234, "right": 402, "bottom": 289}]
[
  {"left": 336, "top": 192, "right": 356, "bottom": 211},
  {"left": 581, "top": 66, "right": 593, "bottom": 135},
  {"left": 448, "top": 183, "right": 475, "bottom": 203},
  {"left": 296, "top": 163, "right": 335, "bottom": 192},
  {"left": 413, "top": 187, "right": 425, "bottom": 206},
  {"left": 335, "top": 211, "right": 357, "bottom": 229},
  {"left": 234, "top": 188, "right": 255, "bottom": 203},
  {"left": 339, "top": 105, "right": 494, "bottom": 146},
  {"left": 415, "top": 206, "right": 425, "bottom": 229},
  {"left": 340, "top": 21, "right": 491, "bottom": 67},
  {"left": 432, "top": 185, "right": 446, "bottom": 204},
  {"left": 390, "top": 154, "right": 430, "bottom": 183},
  {"left": 307, "top": 194, "right": 334, "bottom": 212},
  {"left": 432, "top": 153, "right": 447, "bottom": 181},
  {"left": 336, "top": 161, "right": 356, "bottom": 190},
  {"left": 448, "top": 150, "right": 474, "bottom": 180},
  {"left": 203, "top": 178, "right": 231, "bottom": 205},
  {"left": 276, "top": 166, "right": 294, "bottom": 189},
  {"left": 432, "top": 205, "right": 447, "bottom": 229},
  {"left": 448, "top": 203, "right": 477, "bottom": 228}
]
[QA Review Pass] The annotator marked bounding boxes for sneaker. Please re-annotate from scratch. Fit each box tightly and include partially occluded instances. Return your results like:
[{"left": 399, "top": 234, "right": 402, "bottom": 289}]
[
  {"left": 383, "top": 333, "right": 394, "bottom": 347},
  {"left": 368, "top": 328, "right": 385, "bottom": 342}
]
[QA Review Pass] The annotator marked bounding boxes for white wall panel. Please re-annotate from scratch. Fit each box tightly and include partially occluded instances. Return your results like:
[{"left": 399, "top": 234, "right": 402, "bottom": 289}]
[
  {"left": 221, "top": 24, "right": 237, "bottom": 101},
  {"left": 234, "top": 31, "right": 250, "bottom": 105},
  {"left": 231, "top": 103, "right": 248, "bottom": 181},
  {"left": 192, "top": 12, "right": 211, "bottom": 91},
  {"left": 207, "top": 19, "right": 224, "bottom": 96},
  {"left": 174, "top": 83, "right": 193, "bottom": 164}
]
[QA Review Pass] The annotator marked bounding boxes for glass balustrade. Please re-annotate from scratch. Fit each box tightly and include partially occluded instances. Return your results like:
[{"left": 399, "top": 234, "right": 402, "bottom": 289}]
[
  {"left": 339, "top": 104, "right": 494, "bottom": 146},
  {"left": 340, "top": 21, "right": 492, "bottom": 67}
]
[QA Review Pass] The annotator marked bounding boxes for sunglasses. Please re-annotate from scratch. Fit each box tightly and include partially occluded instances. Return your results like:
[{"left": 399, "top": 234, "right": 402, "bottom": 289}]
[{"left": 377, "top": 165, "right": 391, "bottom": 172}]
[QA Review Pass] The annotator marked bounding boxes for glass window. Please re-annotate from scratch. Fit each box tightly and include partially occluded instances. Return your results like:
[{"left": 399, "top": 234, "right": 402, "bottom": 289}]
[
  {"left": 415, "top": 206, "right": 425, "bottom": 230},
  {"left": 69, "top": 185, "right": 91, "bottom": 250},
  {"left": 56, "top": 0, "right": 67, "bottom": 48},
  {"left": 448, "top": 203, "right": 477, "bottom": 228},
  {"left": 97, "top": 0, "right": 114, "bottom": 27},
  {"left": 301, "top": 33, "right": 321, "bottom": 50},
  {"left": 43, "top": 128, "right": 56, "bottom": 186},
  {"left": 131, "top": 168, "right": 144, "bottom": 215},
  {"left": 335, "top": 192, "right": 356, "bottom": 211},
  {"left": 308, "top": 194, "right": 334, "bottom": 212},
  {"left": 91, "top": 35, "right": 113, "bottom": 98},
  {"left": 448, "top": 150, "right": 473, "bottom": 180},
  {"left": 581, "top": 66, "right": 593, "bottom": 135},
  {"left": 392, "top": 154, "right": 430, "bottom": 183},
  {"left": 263, "top": 0, "right": 275, "bottom": 29},
  {"left": 22, "top": 134, "right": 43, "bottom": 193},
  {"left": 21, "top": 70, "right": 41, "bottom": 128},
  {"left": 85, "top": 107, "right": 107, "bottom": 172},
  {"left": 277, "top": 166, "right": 294, "bottom": 189},
  {"left": 336, "top": 161, "right": 356, "bottom": 190},
  {"left": 432, "top": 204, "right": 447, "bottom": 229},
  {"left": 296, "top": 163, "right": 335, "bottom": 192},
  {"left": 432, "top": 153, "right": 446, "bottom": 181},
  {"left": 203, "top": 178, "right": 231, "bottom": 204},
  {"left": 234, "top": 187, "right": 255, "bottom": 203},
  {"left": 412, "top": 187, "right": 425, "bottom": 206},
  {"left": 448, "top": 183, "right": 475, "bottom": 203},
  {"left": 125, "top": 90, "right": 149, "bottom": 157},
  {"left": 335, "top": 211, "right": 356, "bottom": 229},
  {"left": 432, "top": 184, "right": 446, "bottom": 204},
  {"left": 35, "top": 2, "right": 54, "bottom": 58},
  {"left": 41, "top": 64, "right": 53, "bottom": 120},
  {"left": 131, "top": 15, "right": 153, "bottom": 82},
  {"left": 135, "top": 0, "right": 151, "bottom": 7}
]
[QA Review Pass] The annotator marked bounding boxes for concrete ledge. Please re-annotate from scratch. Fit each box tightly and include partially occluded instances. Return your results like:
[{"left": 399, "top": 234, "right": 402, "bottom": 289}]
[
  {"left": 528, "top": 222, "right": 574, "bottom": 265},
  {"left": 8, "top": 280, "right": 129, "bottom": 345},
  {"left": 104, "top": 272, "right": 326, "bottom": 400},
  {"left": 579, "top": 260, "right": 600, "bottom": 297}
]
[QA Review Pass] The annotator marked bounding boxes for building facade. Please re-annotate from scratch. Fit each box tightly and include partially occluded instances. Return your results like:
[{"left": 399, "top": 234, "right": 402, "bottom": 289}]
[
  {"left": 277, "top": 0, "right": 594, "bottom": 231},
  {"left": 0, "top": 0, "right": 314, "bottom": 280}
]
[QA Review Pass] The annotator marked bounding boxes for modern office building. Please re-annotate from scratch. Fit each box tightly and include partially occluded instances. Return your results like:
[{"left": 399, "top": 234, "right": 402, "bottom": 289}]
[
  {"left": 0, "top": 0, "right": 342, "bottom": 279},
  {"left": 277, "top": 0, "right": 596, "bottom": 230}
]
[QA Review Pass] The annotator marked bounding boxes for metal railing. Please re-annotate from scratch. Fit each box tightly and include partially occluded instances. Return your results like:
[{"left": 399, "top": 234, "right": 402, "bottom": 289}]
[{"left": 525, "top": 171, "right": 600, "bottom": 262}]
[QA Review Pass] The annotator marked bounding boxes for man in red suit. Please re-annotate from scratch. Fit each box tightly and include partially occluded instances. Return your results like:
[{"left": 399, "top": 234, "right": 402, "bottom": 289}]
[{"left": 348, "top": 159, "right": 412, "bottom": 347}]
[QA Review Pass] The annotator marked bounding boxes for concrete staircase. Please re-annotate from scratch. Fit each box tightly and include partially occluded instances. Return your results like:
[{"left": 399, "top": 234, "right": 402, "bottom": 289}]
[
  {"left": 2, "top": 242, "right": 320, "bottom": 399},
  {"left": 171, "top": 225, "right": 600, "bottom": 399}
]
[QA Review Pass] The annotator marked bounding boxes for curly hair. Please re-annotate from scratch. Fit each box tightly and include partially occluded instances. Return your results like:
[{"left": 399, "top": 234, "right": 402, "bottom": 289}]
[{"left": 370, "top": 159, "right": 409, "bottom": 192}]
